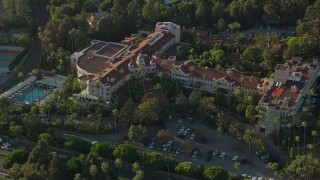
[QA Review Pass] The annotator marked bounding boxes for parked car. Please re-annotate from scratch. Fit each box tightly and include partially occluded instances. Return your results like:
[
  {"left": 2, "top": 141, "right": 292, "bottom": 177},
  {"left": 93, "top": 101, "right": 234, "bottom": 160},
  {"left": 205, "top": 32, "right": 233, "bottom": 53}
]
[
  {"left": 232, "top": 156, "right": 239, "bottom": 161},
  {"left": 212, "top": 150, "right": 219, "bottom": 156},
  {"left": 190, "top": 134, "right": 195, "bottom": 140},
  {"left": 192, "top": 151, "right": 198, "bottom": 158},
  {"left": 149, "top": 142, "right": 155, "bottom": 149},
  {"left": 167, "top": 140, "right": 173, "bottom": 146},
  {"left": 220, "top": 152, "right": 226, "bottom": 158},
  {"left": 176, "top": 148, "right": 181, "bottom": 155},
  {"left": 238, "top": 158, "right": 247, "bottom": 164},
  {"left": 241, "top": 174, "right": 248, "bottom": 178}
]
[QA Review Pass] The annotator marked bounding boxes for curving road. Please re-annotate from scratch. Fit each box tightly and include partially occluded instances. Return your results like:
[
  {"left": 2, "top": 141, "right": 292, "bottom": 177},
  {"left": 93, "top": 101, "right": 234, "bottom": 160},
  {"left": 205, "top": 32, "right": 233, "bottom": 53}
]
[{"left": 0, "top": 0, "right": 49, "bottom": 92}]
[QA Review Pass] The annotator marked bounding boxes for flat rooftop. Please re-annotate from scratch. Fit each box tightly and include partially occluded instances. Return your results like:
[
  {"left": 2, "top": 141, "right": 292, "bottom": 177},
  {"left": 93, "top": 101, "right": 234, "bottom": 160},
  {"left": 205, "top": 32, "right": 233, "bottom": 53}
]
[
  {"left": 77, "top": 41, "right": 128, "bottom": 74},
  {"left": 95, "top": 42, "right": 127, "bottom": 58},
  {"left": 262, "top": 80, "right": 305, "bottom": 109}
]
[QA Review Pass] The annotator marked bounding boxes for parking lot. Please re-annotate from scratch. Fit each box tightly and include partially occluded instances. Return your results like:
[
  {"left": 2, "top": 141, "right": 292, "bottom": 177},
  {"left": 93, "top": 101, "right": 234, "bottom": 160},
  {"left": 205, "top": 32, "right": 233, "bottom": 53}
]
[{"left": 144, "top": 118, "right": 274, "bottom": 179}]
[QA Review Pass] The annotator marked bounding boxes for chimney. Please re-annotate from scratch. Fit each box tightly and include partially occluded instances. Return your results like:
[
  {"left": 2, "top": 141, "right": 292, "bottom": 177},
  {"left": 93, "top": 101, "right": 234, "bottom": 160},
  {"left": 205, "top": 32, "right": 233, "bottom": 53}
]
[
  {"left": 313, "top": 59, "right": 318, "bottom": 65},
  {"left": 291, "top": 85, "right": 297, "bottom": 92}
]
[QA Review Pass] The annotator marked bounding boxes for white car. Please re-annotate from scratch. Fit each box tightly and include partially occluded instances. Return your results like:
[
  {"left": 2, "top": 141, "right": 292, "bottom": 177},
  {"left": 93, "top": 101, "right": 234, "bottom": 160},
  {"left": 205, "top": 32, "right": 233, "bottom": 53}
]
[
  {"left": 232, "top": 156, "right": 239, "bottom": 161},
  {"left": 220, "top": 152, "right": 226, "bottom": 158},
  {"left": 190, "top": 134, "right": 195, "bottom": 140},
  {"left": 192, "top": 151, "right": 198, "bottom": 158},
  {"left": 241, "top": 174, "right": 248, "bottom": 178},
  {"left": 149, "top": 142, "right": 155, "bottom": 149},
  {"left": 176, "top": 148, "right": 181, "bottom": 155},
  {"left": 167, "top": 140, "right": 173, "bottom": 146}
]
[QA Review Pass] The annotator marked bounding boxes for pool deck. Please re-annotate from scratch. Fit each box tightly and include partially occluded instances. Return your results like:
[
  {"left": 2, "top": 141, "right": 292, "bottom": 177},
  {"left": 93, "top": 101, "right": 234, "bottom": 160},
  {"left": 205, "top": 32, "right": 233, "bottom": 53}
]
[{"left": 0, "top": 73, "right": 66, "bottom": 105}]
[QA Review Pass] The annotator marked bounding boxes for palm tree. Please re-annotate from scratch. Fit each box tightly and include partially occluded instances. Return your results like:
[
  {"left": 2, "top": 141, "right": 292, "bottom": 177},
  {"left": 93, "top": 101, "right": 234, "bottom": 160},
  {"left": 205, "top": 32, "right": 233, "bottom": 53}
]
[
  {"left": 101, "top": 162, "right": 110, "bottom": 180},
  {"left": 311, "top": 130, "right": 318, "bottom": 146},
  {"left": 234, "top": 87, "right": 243, "bottom": 121},
  {"left": 229, "top": 122, "right": 240, "bottom": 137},
  {"left": 307, "top": 144, "right": 314, "bottom": 154},
  {"left": 112, "top": 109, "right": 119, "bottom": 132},
  {"left": 74, "top": 173, "right": 82, "bottom": 180},
  {"left": 302, "top": 106, "right": 309, "bottom": 121},
  {"left": 311, "top": 130, "right": 317, "bottom": 155},
  {"left": 155, "top": 83, "right": 162, "bottom": 99},
  {"left": 243, "top": 129, "right": 255, "bottom": 162},
  {"left": 290, "top": 110, "right": 297, "bottom": 146},
  {"left": 133, "top": 170, "right": 144, "bottom": 180},
  {"left": 217, "top": 127, "right": 222, "bottom": 151},
  {"left": 301, "top": 121, "right": 308, "bottom": 153},
  {"left": 287, "top": 123, "right": 292, "bottom": 155},
  {"left": 138, "top": 66, "right": 146, "bottom": 94},
  {"left": 274, "top": 117, "right": 281, "bottom": 149},
  {"left": 89, "top": 165, "right": 98, "bottom": 180},
  {"left": 295, "top": 136, "right": 301, "bottom": 155},
  {"left": 18, "top": 72, "right": 25, "bottom": 85},
  {"left": 226, "top": 82, "right": 232, "bottom": 120},
  {"left": 132, "top": 162, "right": 140, "bottom": 173},
  {"left": 115, "top": 158, "right": 123, "bottom": 177},
  {"left": 234, "top": 162, "right": 241, "bottom": 171}
]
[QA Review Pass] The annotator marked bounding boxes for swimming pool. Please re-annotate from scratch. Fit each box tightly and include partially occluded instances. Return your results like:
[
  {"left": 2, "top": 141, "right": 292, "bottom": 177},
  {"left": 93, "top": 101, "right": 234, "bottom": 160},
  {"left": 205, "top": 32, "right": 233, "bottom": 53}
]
[
  {"left": 17, "top": 87, "right": 46, "bottom": 104},
  {"left": 0, "top": 51, "right": 18, "bottom": 68}
]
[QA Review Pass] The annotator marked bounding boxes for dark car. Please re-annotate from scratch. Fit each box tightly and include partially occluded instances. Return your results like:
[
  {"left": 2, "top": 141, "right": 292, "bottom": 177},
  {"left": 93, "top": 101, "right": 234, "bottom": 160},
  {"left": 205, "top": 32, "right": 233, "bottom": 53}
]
[
  {"left": 207, "top": 150, "right": 214, "bottom": 161},
  {"left": 238, "top": 158, "right": 247, "bottom": 164}
]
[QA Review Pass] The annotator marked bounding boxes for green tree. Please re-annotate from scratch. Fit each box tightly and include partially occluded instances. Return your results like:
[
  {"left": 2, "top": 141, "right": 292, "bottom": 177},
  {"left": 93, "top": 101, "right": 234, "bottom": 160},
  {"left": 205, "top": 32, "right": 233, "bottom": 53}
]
[
  {"left": 134, "top": 97, "right": 159, "bottom": 125},
  {"left": 203, "top": 166, "right": 228, "bottom": 180},
  {"left": 132, "top": 161, "right": 141, "bottom": 173},
  {"left": 234, "top": 162, "right": 241, "bottom": 171},
  {"left": 243, "top": 129, "right": 258, "bottom": 162},
  {"left": 112, "top": 109, "right": 119, "bottom": 132},
  {"left": 8, "top": 163, "right": 23, "bottom": 180},
  {"left": 301, "top": 121, "right": 308, "bottom": 153},
  {"left": 119, "top": 98, "right": 135, "bottom": 125},
  {"left": 195, "top": 0, "right": 211, "bottom": 27},
  {"left": 266, "top": 162, "right": 279, "bottom": 177},
  {"left": 128, "top": 125, "right": 146, "bottom": 142},
  {"left": 295, "top": 136, "right": 301, "bottom": 155},
  {"left": 90, "top": 143, "right": 114, "bottom": 158},
  {"left": 197, "top": 96, "right": 215, "bottom": 120},
  {"left": 89, "top": 164, "right": 98, "bottom": 180},
  {"left": 175, "top": 162, "right": 203, "bottom": 179},
  {"left": 133, "top": 170, "right": 144, "bottom": 180},
  {"left": 115, "top": 158, "right": 123, "bottom": 177},
  {"left": 113, "top": 144, "right": 138, "bottom": 163},
  {"left": 38, "top": 133, "right": 53, "bottom": 145},
  {"left": 9, "top": 124, "right": 23, "bottom": 139},
  {"left": 28, "top": 140, "right": 50, "bottom": 166},
  {"left": 141, "top": 151, "right": 165, "bottom": 171},
  {"left": 101, "top": 161, "right": 110, "bottom": 180},
  {"left": 3, "top": 148, "right": 29, "bottom": 169}
]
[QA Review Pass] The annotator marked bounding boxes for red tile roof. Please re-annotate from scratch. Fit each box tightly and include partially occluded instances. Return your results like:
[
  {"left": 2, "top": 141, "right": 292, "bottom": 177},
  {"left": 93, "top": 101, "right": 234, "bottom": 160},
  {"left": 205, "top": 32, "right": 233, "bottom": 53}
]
[{"left": 155, "top": 59, "right": 262, "bottom": 90}]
